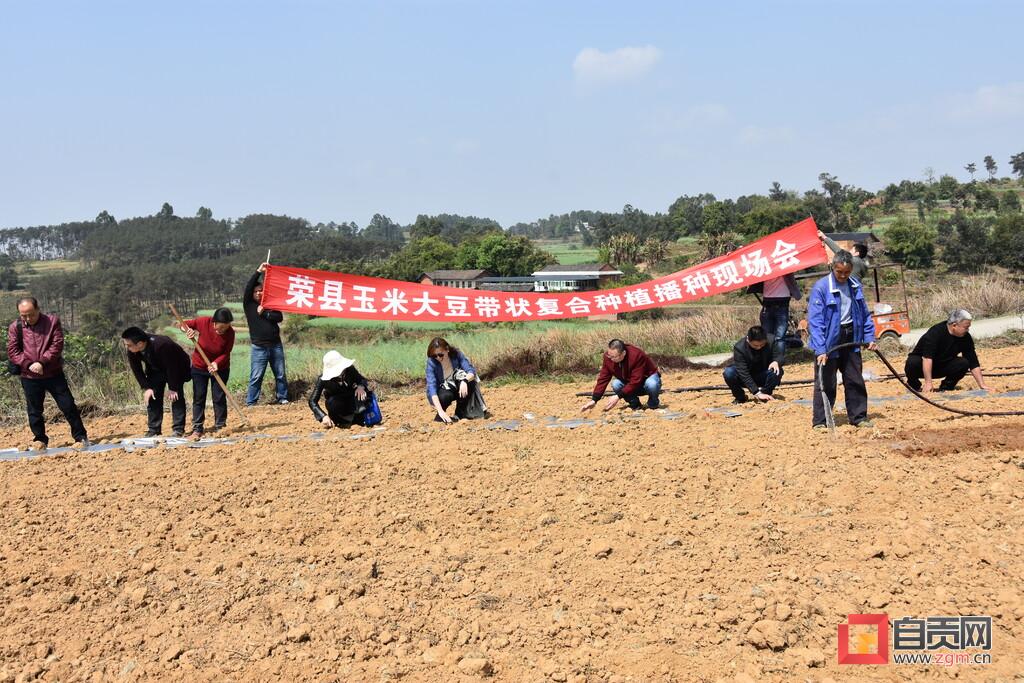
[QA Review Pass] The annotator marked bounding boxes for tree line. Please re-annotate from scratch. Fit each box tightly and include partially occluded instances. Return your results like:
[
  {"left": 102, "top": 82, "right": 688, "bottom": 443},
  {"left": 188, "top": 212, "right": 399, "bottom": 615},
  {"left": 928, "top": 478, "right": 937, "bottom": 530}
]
[{"left": 3, "top": 149, "right": 1023, "bottom": 338}]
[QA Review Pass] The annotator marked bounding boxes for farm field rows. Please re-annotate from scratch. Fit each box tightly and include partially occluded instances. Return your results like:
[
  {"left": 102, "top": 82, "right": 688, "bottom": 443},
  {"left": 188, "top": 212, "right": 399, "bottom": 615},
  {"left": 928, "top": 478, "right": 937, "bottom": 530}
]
[{"left": 2, "top": 348, "right": 1023, "bottom": 680}]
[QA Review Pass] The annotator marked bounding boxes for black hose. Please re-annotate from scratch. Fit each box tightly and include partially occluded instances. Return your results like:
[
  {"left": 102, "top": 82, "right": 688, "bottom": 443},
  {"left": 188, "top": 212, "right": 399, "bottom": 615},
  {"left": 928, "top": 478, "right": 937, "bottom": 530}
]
[
  {"left": 574, "top": 346, "right": 1024, "bottom": 417},
  {"left": 825, "top": 341, "right": 1024, "bottom": 418}
]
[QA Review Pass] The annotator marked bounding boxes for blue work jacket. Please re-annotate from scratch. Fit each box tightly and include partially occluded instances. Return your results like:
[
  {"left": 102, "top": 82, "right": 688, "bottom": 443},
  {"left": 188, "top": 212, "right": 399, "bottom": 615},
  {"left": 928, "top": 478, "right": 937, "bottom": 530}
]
[{"left": 807, "top": 273, "right": 875, "bottom": 358}]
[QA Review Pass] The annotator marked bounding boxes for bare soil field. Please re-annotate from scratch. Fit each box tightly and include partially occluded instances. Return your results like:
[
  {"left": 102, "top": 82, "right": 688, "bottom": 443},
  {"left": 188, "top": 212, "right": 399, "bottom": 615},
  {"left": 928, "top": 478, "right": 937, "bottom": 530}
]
[{"left": 2, "top": 348, "right": 1023, "bottom": 682}]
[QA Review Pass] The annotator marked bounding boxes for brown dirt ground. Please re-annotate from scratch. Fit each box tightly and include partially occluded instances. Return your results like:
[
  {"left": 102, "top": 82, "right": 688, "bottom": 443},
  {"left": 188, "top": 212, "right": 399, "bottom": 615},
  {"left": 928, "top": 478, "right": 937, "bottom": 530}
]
[{"left": 2, "top": 348, "right": 1023, "bottom": 682}]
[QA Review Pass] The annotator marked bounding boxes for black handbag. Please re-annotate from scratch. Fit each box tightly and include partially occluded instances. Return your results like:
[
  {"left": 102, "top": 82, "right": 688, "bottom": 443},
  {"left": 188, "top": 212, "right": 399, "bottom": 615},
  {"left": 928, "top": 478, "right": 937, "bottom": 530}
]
[{"left": 6, "top": 322, "right": 21, "bottom": 376}]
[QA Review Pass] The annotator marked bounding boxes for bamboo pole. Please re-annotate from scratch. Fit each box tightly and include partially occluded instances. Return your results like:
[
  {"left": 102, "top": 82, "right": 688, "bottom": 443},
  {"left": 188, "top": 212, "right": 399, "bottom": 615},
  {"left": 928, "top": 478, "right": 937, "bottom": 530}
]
[{"left": 169, "top": 304, "right": 251, "bottom": 426}]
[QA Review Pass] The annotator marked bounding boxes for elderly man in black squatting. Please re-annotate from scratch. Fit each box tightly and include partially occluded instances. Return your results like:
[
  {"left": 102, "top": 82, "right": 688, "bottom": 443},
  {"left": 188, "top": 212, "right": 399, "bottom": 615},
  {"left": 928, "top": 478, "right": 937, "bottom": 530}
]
[{"left": 904, "top": 309, "right": 990, "bottom": 393}]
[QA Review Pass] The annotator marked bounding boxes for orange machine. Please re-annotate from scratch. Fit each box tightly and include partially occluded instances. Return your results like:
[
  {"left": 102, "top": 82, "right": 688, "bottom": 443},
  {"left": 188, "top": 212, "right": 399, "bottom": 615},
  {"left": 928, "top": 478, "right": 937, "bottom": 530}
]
[{"left": 866, "top": 263, "right": 911, "bottom": 341}]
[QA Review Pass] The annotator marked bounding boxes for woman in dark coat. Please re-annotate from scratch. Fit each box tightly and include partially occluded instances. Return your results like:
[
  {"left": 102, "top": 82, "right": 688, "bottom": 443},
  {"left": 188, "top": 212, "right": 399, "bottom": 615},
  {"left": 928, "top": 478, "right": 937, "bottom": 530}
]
[{"left": 309, "top": 351, "right": 375, "bottom": 428}]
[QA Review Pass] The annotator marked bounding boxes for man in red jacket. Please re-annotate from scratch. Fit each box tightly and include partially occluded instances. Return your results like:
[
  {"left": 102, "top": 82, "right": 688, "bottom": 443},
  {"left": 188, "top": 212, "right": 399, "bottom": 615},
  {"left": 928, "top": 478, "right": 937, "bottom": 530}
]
[
  {"left": 180, "top": 307, "right": 235, "bottom": 439},
  {"left": 6, "top": 297, "right": 89, "bottom": 449},
  {"left": 580, "top": 339, "right": 662, "bottom": 412}
]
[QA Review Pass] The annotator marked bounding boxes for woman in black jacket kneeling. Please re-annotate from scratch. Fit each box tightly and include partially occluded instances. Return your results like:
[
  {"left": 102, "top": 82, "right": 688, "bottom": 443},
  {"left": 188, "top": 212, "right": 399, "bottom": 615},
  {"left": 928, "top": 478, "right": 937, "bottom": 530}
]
[{"left": 309, "top": 351, "right": 376, "bottom": 428}]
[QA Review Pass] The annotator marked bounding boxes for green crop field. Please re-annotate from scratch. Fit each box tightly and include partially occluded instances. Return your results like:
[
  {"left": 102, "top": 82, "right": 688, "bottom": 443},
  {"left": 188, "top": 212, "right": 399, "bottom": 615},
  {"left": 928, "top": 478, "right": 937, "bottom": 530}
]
[
  {"left": 15, "top": 259, "right": 82, "bottom": 283},
  {"left": 164, "top": 315, "right": 623, "bottom": 393},
  {"left": 537, "top": 240, "right": 600, "bottom": 265}
]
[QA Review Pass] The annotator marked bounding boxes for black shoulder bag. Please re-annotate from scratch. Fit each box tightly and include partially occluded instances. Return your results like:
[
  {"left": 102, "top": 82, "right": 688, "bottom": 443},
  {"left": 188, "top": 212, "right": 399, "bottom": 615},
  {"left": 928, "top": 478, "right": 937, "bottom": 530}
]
[{"left": 7, "top": 322, "right": 22, "bottom": 375}]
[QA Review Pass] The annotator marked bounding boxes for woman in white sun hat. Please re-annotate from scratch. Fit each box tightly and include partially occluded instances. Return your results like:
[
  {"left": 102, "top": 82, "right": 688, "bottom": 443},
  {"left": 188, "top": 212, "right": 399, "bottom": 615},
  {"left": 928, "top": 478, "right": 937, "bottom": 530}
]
[{"left": 308, "top": 351, "right": 378, "bottom": 428}]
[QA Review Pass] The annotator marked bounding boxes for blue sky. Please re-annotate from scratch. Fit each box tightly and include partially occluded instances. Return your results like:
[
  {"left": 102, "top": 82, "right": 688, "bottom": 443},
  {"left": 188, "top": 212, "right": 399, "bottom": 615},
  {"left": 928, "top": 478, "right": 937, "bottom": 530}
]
[{"left": 1, "top": 1, "right": 1022, "bottom": 230}]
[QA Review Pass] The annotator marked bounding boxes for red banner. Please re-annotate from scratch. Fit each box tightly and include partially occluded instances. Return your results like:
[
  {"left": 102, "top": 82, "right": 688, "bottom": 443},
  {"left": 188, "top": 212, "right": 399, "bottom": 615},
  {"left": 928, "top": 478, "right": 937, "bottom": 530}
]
[{"left": 261, "top": 217, "right": 826, "bottom": 322}]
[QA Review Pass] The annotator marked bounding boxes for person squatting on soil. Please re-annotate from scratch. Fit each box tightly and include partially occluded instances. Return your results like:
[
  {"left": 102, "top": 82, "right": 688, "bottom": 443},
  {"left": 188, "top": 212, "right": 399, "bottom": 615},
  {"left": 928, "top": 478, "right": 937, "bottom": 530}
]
[
  {"left": 724, "top": 325, "right": 783, "bottom": 404},
  {"left": 581, "top": 339, "right": 662, "bottom": 412},
  {"left": 808, "top": 251, "right": 877, "bottom": 429},
  {"left": 121, "top": 327, "right": 192, "bottom": 438},
  {"left": 425, "top": 337, "right": 488, "bottom": 423},
  {"left": 244, "top": 262, "right": 289, "bottom": 406},
  {"left": 904, "top": 309, "right": 990, "bottom": 393},
  {"left": 7, "top": 297, "right": 90, "bottom": 450},
  {"left": 180, "top": 307, "right": 235, "bottom": 440},
  {"left": 309, "top": 351, "right": 379, "bottom": 428},
  {"left": 745, "top": 272, "right": 802, "bottom": 364}
]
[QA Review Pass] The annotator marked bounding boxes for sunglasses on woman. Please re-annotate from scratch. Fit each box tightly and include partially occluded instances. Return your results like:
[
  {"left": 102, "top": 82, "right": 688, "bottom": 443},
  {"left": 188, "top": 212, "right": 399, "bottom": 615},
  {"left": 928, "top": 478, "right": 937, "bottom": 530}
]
[{"left": 432, "top": 352, "right": 446, "bottom": 359}]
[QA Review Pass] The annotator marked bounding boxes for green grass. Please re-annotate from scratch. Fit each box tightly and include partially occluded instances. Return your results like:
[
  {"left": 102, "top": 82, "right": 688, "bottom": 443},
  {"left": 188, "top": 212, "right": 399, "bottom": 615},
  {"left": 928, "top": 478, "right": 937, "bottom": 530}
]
[
  {"left": 307, "top": 317, "right": 456, "bottom": 330},
  {"left": 537, "top": 240, "right": 601, "bottom": 265},
  {"left": 163, "top": 317, "right": 629, "bottom": 391},
  {"left": 15, "top": 259, "right": 82, "bottom": 284}
]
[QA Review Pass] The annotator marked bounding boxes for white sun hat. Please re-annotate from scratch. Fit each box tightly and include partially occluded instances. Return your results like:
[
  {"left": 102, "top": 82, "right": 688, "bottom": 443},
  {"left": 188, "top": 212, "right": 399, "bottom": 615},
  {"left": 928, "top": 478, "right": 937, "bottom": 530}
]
[{"left": 321, "top": 350, "right": 354, "bottom": 380}]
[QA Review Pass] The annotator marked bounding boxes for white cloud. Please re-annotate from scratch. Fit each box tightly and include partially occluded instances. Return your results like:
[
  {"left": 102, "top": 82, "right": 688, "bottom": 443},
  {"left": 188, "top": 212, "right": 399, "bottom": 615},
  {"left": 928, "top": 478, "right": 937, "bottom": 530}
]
[
  {"left": 572, "top": 45, "right": 661, "bottom": 86},
  {"left": 947, "top": 82, "right": 1024, "bottom": 120},
  {"left": 735, "top": 125, "right": 794, "bottom": 146}
]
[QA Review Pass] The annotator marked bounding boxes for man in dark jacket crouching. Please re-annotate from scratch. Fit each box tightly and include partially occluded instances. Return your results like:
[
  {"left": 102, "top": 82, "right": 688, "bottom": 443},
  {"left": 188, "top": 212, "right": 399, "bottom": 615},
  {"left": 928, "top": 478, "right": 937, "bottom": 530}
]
[
  {"left": 724, "top": 325, "right": 783, "bottom": 404},
  {"left": 122, "top": 326, "right": 192, "bottom": 437}
]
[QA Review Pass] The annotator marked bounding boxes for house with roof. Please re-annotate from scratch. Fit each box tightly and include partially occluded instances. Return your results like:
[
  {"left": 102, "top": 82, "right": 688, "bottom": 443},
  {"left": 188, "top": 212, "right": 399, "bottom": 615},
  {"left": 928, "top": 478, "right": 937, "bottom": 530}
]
[
  {"left": 531, "top": 263, "right": 624, "bottom": 292},
  {"left": 418, "top": 263, "right": 625, "bottom": 294},
  {"left": 418, "top": 269, "right": 493, "bottom": 289}
]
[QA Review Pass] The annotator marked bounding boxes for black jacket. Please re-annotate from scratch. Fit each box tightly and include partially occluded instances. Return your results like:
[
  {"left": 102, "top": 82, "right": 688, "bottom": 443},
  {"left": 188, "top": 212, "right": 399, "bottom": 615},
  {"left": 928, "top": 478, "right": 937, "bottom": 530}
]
[
  {"left": 309, "top": 366, "right": 369, "bottom": 423},
  {"left": 730, "top": 337, "right": 782, "bottom": 394},
  {"left": 910, "top": 322, "right": 980, "bottom": 369},
  {"left": 244, "top": 271, "right": 284, "bottom": 346},
  {"left": 127, "top": 335, "right": 192, "bottom": 392}
]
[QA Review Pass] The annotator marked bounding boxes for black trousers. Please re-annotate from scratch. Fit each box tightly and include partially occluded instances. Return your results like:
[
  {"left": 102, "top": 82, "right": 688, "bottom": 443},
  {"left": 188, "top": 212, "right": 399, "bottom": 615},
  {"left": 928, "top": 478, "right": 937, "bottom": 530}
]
[
  {"left": 145, "top": 370, "right": 187, "bottom": 435},
  {"left": 904, "top": 355, "right": 970, "bottom": 391},
  {"left": 812, "top": 326, "right": 869, "bottom": 426},
  {"left": 326, "top": 394, "right": 366, "bottom": 428},
  {"left": 21, "top": 372, "right": 88, "bottom": 445},
  {"left": 436, "top": 380, "right": 485, "bottom": 419},
  {"left": 191, "top": 368, "right": 229, "bottom": 433}
]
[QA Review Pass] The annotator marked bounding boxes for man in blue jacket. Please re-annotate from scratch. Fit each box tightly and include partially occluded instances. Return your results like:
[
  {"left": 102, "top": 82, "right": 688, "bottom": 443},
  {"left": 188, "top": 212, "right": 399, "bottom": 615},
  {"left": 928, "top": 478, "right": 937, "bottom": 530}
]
[{"left": 808, "top": 251, "right": 877, "bottom": 429}]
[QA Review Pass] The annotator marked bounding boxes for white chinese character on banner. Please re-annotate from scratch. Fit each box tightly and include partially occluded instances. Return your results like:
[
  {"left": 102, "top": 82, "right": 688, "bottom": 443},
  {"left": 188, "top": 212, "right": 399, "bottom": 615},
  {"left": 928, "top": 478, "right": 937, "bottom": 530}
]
[
  {"left": 318, "top": 280, "right": 346, "bottom": 311},
  {"left": 351, "top": 285, "right": 377, "bottom": 313},
  {"left": 286, "top": 274, "right": 315, "bottom": 308},
  {"left": 709, "top": 261, "right": 743, "bottom": 288},
  {"left": 595, "top": 293, "right": 622, "bottom": 311},
  {"left": 444, "top": 295, "right": 470, "bottom": 317},
  {"left": 382, "top": 288, "right": 408, "bottom": 315},
  {"left": 474, "top": 296, "right": 501, "bottom": 318},
  {"left": 771, "top": 239, "right": 800, "bottom": 269},
  {"left": 740, "top": 249, "right": 772, "bottom": 278},
  {"left": 653, "top": 281, "right": 682, "bottom": 302},
  {"left": 505, "top": 298, "right": 532, "bottom": 317},
  {"left": 536, "top": 298, "right": 562, "bottom": 316},
  {"left": 624, "top": 288, "right": 653, "bottom": 308},
  {"left": 566, "top": 296, "right": 592, "bottom": 314},
  {"left": 412, "top": 292, "right": 440, "bottom": 317},
  {"left": 682, "top": 272, "right": 711, "bottom": 296}
]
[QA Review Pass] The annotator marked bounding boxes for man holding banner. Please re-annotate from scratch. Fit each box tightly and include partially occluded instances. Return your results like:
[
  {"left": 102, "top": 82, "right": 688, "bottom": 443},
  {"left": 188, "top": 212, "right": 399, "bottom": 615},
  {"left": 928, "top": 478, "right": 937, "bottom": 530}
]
[{"left": 244, "top": 263, "right": 289, "bottom": 406}]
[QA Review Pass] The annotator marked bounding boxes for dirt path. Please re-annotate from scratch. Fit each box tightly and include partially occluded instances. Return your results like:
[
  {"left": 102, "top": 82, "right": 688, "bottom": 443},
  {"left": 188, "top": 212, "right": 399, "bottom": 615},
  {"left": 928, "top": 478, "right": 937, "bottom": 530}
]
[{"left": 1, "top": 348, "right": 1023, "bottom": 681}]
